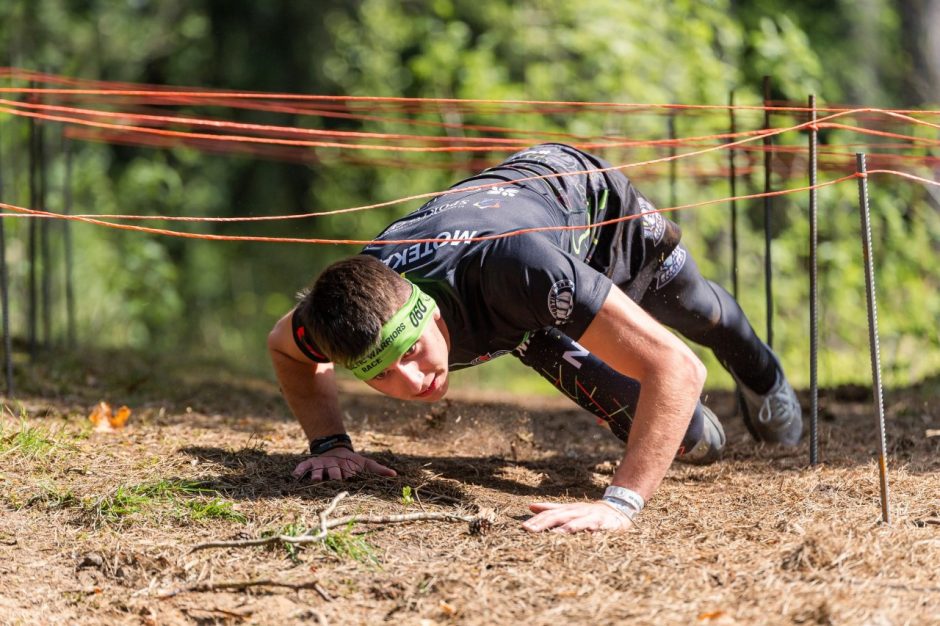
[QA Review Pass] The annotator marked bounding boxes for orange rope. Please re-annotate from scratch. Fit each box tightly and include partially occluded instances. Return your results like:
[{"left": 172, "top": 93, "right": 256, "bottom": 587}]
[
  {"left": 3, "top": 85, "right": 939, "bottom": 117},
  {"left": 866, "top": 169, "right": 940, "bottom": 187},
  {"left": 0, "top": 99, "right": 795, "bottom": 152},
  {"left": 0, "top": 175, "right": 859, "bottom": 245}
]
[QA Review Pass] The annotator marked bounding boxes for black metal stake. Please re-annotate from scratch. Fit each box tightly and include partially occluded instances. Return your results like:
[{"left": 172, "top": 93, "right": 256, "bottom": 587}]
[
  {"left": 728, "top": 91, "right": 739, "bottom": 299},
  {"left": 762, "top": 75, "right": 774, "bottom": 348},
  {"left": 0, "top": 117, "right": 13, "bottom": 396},
  {"left": 28, "top": 97, "right": 38, "bottom": 358},
  {"left": 856, "top": 153, "right": 890, "bottom": 524},
  {"left": 64, "top": 138, "right": 75, "bottom": 348},
  {"left": 39, "top": 114, "right": 50, "bottom": 348},
  {"left": 668, "top": 110, "right": 678, "bottom": 225},
  {"left": 809, "top": 95, "right": 820, "bottom": 466}
]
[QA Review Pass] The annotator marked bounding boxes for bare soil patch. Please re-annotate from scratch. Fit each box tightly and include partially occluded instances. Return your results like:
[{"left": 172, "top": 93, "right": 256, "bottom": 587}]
[{"left": 1, "top": 353, "right": 938, "bottom": 625}]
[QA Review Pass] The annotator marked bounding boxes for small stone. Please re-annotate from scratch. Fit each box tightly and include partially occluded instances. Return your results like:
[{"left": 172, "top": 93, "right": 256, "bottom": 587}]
[{"left": 78, "top": 553, "right": 104, "bottom": 569}]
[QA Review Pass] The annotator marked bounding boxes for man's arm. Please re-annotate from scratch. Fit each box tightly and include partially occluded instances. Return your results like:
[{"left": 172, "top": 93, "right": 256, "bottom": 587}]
[
  {"left": 522, "top": 286, "right": 705, "bottom": 533},
  {"left": 268, "top": 311, "right": 396, "bottom": 481}
]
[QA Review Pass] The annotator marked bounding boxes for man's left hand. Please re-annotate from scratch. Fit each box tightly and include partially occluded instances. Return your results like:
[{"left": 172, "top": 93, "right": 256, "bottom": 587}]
[{"left": 522, "top": 501, "right": 636, "bottom": 534}]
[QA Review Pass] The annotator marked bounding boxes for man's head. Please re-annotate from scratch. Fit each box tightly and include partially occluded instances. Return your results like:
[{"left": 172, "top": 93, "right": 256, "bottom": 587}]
[{"left": 297, "top": 255, "right": 450, "bottom": 402}]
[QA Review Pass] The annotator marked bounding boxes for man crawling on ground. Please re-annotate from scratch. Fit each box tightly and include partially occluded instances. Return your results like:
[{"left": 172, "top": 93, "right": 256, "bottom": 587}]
[{"left": 268, "top": 143, "right": 802, "bottom": 534}]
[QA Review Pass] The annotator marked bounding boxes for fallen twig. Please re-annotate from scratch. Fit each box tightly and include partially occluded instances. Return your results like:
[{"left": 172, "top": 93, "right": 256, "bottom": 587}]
[
  {"left": 157, "top": 578, "right": 332, "bottom": 600},
  {"left": 190, "top": 491, "right": 483, "bottom": 552}
]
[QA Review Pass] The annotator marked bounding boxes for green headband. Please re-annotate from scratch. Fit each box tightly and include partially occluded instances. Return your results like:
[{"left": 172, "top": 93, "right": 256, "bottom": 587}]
[{"left": 348, "top": 283, "right": 438, "bottom": 381}]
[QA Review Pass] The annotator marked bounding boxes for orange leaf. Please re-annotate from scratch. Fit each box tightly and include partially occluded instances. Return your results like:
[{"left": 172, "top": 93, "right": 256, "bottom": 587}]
[
  {"left": 439, "top": 601, "right": 457, "bottom": 616},
  {"left": 698, "top": 611, "right": 726, "bottom": 621},
  {"left": 88, "top": 402, "right": 132, "bottom": 432},
  {"left": 110, "top": 406, "right": 132, "bottom": 428},
  {"left": 89, "top": 402, "right": 113, "bottom": 431}
]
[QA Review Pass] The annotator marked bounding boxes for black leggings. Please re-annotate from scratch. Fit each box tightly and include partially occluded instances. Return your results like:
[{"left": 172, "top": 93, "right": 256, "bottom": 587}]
[{"left": 514, "top": 244, "right": 775, "bottom": 451}]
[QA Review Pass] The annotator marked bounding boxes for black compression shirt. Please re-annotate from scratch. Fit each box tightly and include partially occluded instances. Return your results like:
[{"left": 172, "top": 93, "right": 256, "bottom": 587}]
[{"left": 292, "top": 143, "right": 678, "bottom": 370}]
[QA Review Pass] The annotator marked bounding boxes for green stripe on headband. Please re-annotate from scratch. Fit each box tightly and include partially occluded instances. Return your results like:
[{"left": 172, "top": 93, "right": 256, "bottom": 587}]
[{"left": 349, "top": 283, "right": 438, "bottom": 381}]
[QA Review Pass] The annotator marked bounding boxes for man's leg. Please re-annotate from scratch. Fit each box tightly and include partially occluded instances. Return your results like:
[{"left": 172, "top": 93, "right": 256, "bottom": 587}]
[
  {"left": 514, "top": 327, "right": 725, "bottom": 463},
  {"left": 637, "top": 245, "right": 802, "bottom": 444}
]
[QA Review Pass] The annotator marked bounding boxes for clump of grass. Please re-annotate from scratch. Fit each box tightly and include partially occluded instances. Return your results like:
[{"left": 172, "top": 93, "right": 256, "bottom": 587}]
[
  {"left": 323, "top": 523, "right": 380, "bottom": 566},
  {"left": 93, "top": 485, "right": 150, "bottom": 520},
  {"left": 133, "top": 479, "right": 213, "bottom": 498},
  {"left": 85, "top": 479, "right": 244, "bottom": 525},
  {"left": 184, "top": 498, "right": 247, "bottom": 523},
  {"left": 261, "top": 518, "right": 380, "bottom": 566},
  {"left": 263, "top": 520, "right": 308, "bottom": 562},
  {"left": 0, "top": 419, "right": 59, "bottom": 460},
  {"left": 23, "top": 482, "right": 80, "bottom": 511}
]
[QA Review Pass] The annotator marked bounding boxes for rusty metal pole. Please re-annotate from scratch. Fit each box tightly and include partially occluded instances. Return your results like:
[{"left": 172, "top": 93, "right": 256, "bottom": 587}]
[
  {"left": 762, "top": 76, "right": 774, "bottom": 348},
  {"left": 808, "top": 95, "right": 820, "bottom": 466},
  {"left": 856, "top": 153, "right": 890, "bottom": 524}
]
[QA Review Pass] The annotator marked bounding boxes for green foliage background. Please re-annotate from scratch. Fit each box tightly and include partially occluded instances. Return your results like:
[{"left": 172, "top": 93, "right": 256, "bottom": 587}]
[{"left": 1, "top": 0, "right": 937, "bottom": 393}]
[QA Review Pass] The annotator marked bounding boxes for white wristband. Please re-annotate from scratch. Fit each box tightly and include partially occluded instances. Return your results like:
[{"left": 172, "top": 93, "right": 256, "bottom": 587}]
[
  {"left": 600, "top": 498, "right": 639, "bottom": 519},
  {"left": 603, "top": 486, "right": 645, "bottom": 512}
]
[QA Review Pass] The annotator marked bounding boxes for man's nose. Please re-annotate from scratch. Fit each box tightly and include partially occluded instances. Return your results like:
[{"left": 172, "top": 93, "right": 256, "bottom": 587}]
[{"left": 397, "top": 361, "right": 424, "bottom": 393}]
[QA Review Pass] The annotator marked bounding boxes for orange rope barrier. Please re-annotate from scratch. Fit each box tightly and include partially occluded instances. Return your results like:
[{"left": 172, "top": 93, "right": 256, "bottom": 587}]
[
  {"left": 57, "top": 113, "right": 845, "bottom": 223},
  {"left": 0, "top": 174, "right": 859, "bottom": 245},
  {"left": 2, "top": 84, "right": 939, "bottom": 117},
  {"left": 0, "top": 98, "right": 797, "bottom": 153}
]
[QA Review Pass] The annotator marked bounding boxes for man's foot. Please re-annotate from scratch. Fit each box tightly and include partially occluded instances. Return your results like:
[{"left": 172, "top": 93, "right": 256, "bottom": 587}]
[
  {"left": 677, "top": 405, "right": 725, "bottom": 465},
  {"left": 735, "top": 351, "right": 803, "bottom": 446}
]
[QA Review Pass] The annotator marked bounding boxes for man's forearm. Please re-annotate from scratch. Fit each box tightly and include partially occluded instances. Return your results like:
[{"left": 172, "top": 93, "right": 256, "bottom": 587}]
[
  {"left": 610, "top": 357, "right": 703, "bottom": 500},
  {"left": 270, "top": 350, "right": 345, "bottom": 442},
  {"left": 577, "top": 289, "right": 706, "bottom": 503}
]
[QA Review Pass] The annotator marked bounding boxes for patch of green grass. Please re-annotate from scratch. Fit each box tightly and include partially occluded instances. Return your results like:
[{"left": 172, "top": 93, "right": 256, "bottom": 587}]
[
  {"left": 85, "top": 479, "right": 242, "bottom": 525},
  {"left": 94, "top": 486, "right": 149, "bottom": 520},
  {"left": 0, "top": 419, "right": 58, "bottom": 460},
  {"left": 183, "top": 498, "right": 247, "bottom": 523},
  {"left": 133, "top": 479, "right": 213, "bottom": 498},
  {"left": 23, "top": 482, "right": 80, "bottom": 511},
  {"left": 263, "top": 521, "right": 307, "bottom": 562},
  {"left": 323, "top": 523, "right": 380, "bottom": 566}
]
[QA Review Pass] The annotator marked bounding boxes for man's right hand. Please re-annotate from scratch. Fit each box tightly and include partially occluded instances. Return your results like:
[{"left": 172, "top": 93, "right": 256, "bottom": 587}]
[{"left": 292, "top": 446, "right": 397, "bottom": 482}]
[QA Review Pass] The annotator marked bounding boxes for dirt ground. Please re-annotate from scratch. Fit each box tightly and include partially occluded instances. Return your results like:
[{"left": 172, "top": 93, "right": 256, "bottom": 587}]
[{"left": 1, "top": 352, "right": 938, "bottom": 625}]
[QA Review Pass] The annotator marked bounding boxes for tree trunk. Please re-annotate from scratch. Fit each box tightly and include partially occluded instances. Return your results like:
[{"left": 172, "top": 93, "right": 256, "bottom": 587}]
[{"left": 896, "top": 0, "right": 940, "bottom": 104}]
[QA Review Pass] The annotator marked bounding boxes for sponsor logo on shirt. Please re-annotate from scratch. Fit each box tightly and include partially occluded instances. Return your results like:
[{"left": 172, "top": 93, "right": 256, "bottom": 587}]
[
  {"left": 653, "top": 246, "right": 687, "bottom": 290},
  {"left": 640, "top": 198, "right": 666, "bottom": 245},
  {"left": 381, "top": 199, "right": 470, "bottom": 235},
  {"left": 381, "top": 230, "right": 479, "bottom": 270},
  {"left": 473, "top": 198, "right": 501, "bottom": 209},
  {"left": 548, "top": 279, "right": 575, "bottom": 325},
  {"left": 486, "top": 186, "right": 519, "bottom": 197}
]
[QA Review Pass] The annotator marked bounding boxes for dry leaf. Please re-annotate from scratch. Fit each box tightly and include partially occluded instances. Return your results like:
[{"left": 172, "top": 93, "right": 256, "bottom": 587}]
[
  {"left": 439, "top": 601, "right": 457, "bottom": 616},
  {"left": 88, "top": 402, "right": 132, "bottom": 432},
  {"left": 698, "top": 611, "right": 726, "bottom": 621},
  {"left": 111, "top": 406, "right": 132, "bottom": 428}
]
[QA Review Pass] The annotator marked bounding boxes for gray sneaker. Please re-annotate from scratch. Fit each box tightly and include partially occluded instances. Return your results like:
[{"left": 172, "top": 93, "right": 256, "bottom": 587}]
[
  {"left": 677, "top": 405, "right": 726, "bottom": 465},
  {"left": 734, "top": 351, "right": 803, "bottom": 446}
]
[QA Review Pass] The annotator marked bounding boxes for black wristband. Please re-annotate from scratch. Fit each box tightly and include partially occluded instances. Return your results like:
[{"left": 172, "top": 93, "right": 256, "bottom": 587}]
[{"left": 308, "top": 433, "right": 354, "bottom": 456}]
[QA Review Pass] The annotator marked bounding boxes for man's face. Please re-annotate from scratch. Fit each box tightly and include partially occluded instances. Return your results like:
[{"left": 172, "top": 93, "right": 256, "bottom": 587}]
[{"left": 363, "top": 309, "right": 450, "bottom": 402}]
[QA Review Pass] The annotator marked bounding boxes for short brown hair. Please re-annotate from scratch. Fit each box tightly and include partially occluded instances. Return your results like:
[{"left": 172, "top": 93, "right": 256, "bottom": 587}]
[{"left": 296, "top": 255, "right": 411, "bottom": 365}]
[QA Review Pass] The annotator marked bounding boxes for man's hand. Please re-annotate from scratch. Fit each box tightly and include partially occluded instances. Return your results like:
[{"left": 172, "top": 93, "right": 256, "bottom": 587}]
[
  {"left": 292, "top": 447, "right": 397, "bottom": 482},
  {"left": 521, "top": 501, "right": 635, "bottom": 534}
]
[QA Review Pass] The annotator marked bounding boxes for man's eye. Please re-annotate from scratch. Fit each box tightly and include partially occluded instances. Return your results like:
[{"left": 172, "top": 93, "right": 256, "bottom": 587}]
[
  {"left": 403, "top": 343, "right": 417, "bottom": 357},
  {"left": 373, "top": 371, "right": 389, "bottom": 381}
]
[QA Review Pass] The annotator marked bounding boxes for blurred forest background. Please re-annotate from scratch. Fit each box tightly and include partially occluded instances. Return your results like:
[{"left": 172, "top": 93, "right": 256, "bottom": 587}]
[{"left": 1, "top": 0, "right": 938, "bottom": 394}]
